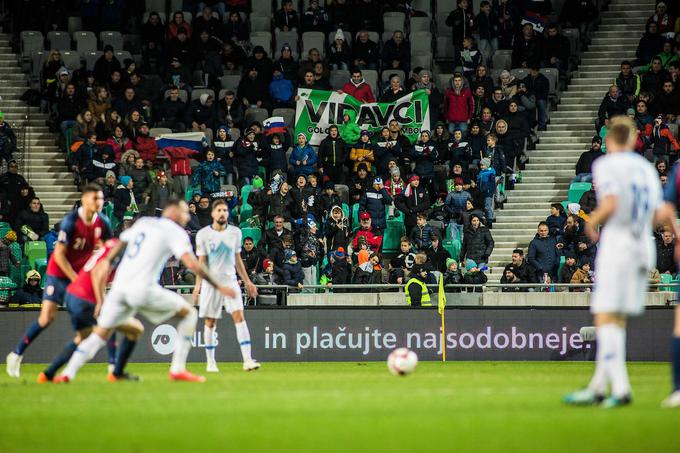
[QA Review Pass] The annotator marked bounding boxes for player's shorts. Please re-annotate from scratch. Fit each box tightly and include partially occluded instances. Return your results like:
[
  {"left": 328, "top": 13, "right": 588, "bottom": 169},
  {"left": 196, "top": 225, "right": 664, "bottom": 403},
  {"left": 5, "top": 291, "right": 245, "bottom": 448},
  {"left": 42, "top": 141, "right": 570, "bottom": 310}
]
[
  {"left": 199, "top": 279, "right": 243, "bottom": 319},
  {"left": 97, "top": 284, "right": 189, "bottom": 329},
  {"left": 42, "top": 275, "right": 70, "bottom": 305},
  {"left": 64, "top": 292, "right": 96, "bottom": 331},
  {"left": 591, "top": 234, "right": 652, "bottom": 316}
]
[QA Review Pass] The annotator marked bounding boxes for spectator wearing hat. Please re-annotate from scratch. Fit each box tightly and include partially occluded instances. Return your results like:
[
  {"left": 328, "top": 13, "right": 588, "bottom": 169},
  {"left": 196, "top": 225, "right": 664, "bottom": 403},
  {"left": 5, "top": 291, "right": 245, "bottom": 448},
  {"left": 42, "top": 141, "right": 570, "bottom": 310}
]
[
  {"left": 570, "top": 260, "right": 592, "bottom": 291},
  {"left": 114, "top": 176, "right": 137, "bottom": 221},
  {"left": 165, "top": 56, "right": 192, "bottom": 94},
  {"left": 559, "top": 251, "right": 579, "bottom": 285},
  {"left": 477, "top": 157, "right": 496, "bottom": 228},
  {"left": 462, "top": 259, "right": 488, "bottom": 292},
  {"left": 349, "top": 163, "right": 371, "bottom": 204},
  {"left": 574, "top": 136, "right": 604, "bottom": 183},
  {"left": 445, "top": 177, "right": 472, "bottom": 226},
  {"left": 281, "top": 249, "right": 304, "bottom": 290},
  {"left": 325, "top": 205, "right": 351, "bottom": 251},
  {"left": 500, "top": 265, "right": 525, "bottom": 292},
  {"left": 319, "top": 183, "right": 341, "bottom": 221},
  {"left": 359, "top": 177, "right": 392, "bottom": 232},
  {"left": 132, "top": 123, "right": 158, "bottom": 163},
  {"left": 289, "top": 134, "right": 318, "bottom": 177},
  {"left": 299, "top": 219, "right": 324, "bottom": 288},
  {"left": 9, "top": 269, "right": 42, "bottom": 306},
  {"left": 352, "top": 212, "right": 383, "bottom": 251},
  {"left": 103, "top": 170, "right": 117, "bottom": 202},
  {"left": 326, "top": 248, "right": 352, "bottom": 288},
  {"left": 396, "top": 175, "right": 430, "bottom": 233},
  {"left": 144, "top": 170, "right": 182, "bottom": 216},
  {"left": 460, "top": 214, "right": 494, "bottom": 268},
  {"left": 234, "top": 128, "right": 261, "bottom": 185},
  {"left": 0, "top": 230, "right": 20, "bottom": 276},
  {"left": 648, "top": 2, "right": 674, "bottom": 34},
  {"left": 93, "top": 45, "right": 122, "bottom": 85},
  {"left": 651, "top": 115, "right": 680, "bottom": 162},
  {"left": 319, "top": 125, "right": 347, "bottom": 185},
  {"left": 349, "top": 130, "right": 376, "bottom": 174},
  {"left": 253, "top": 258, "right": 283, "bottom": 304},
  {"left": 192, "top": 149, "right": 224, "bottom": 198},
  {"left": 328, "top": 29, "right": 351, "bottom": 71},
  {"left": 405, "top": 260, "right": 433, "bottom": 306},
  {"left": 443, "top": 258, "right": 463, "bottom": 291},
  {"left": 185, "top": 93, "right": 217, "bottom": 133},
  {"left": 237, "top": 64, "right": 271, "bottom": 112},
  {"left": 341, "top": 69, "right": 376, "bottom": 103},
  {"left": 167, "top": 24, "right": 193, "bottom": 67},
  {"left": 244, "top": 45, "right": 274, "bottom": 84}
]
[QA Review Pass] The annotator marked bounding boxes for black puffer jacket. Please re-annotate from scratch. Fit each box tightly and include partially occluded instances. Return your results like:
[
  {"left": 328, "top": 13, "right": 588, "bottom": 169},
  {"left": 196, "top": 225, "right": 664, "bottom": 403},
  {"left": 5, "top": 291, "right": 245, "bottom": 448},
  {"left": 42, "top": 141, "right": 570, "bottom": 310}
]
[{"left": 460, "top": 225, "right": 494, "bottom": 263}]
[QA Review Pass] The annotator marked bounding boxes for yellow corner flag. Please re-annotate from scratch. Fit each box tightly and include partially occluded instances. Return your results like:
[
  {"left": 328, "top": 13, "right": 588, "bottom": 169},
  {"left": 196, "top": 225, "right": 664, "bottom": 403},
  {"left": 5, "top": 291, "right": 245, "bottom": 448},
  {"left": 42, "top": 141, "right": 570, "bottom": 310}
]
[{"left": 438, "top": 274, "right": 447, "bottom": 362}]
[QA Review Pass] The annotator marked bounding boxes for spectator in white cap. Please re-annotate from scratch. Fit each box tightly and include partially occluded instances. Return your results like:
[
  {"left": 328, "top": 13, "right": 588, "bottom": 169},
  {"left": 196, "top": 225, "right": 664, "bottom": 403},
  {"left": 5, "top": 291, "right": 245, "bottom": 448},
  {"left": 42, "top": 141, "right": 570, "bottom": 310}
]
[
  {"left": 359, "top": 176, "right": 392, "bottom": 232},
  {"left": 329, "top": 29, "right": 351, "bottom": 70},
  {"left": 299, "top": 218, "right": 324, "bottom": 290}
]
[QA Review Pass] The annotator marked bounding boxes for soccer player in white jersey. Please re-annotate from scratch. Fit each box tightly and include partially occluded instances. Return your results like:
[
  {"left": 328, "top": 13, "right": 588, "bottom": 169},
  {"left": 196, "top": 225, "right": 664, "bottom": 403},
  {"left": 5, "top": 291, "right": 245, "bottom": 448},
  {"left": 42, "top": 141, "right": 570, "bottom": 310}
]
[
  {"left": 192, "top": 199, "right": 260, "bottom": 372},
  {"left": 55, "top": 199, "right": 237, "bottom": 383},
  {"left": 564, "top": 116, "right": 677, "bottom": 408}
]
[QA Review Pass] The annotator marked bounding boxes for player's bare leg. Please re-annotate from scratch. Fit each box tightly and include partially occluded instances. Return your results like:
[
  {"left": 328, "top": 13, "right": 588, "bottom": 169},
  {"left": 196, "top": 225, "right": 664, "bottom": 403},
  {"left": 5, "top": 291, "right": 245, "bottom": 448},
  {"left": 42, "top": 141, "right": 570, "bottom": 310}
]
[
  {"left": 7, "top": 300, "right": 59, "bottom": 378},
  {"left": 662, "top": 306, "right": 680, "bottom": 408},
  {"left": 231, "top": 310, "right": 259, "bottom": 371},
  {"left": 169, "top": 303, "right": 205, "bottom": 382},
  {"left": 204, "top": 318, "right": 219, "bottom": 372}
]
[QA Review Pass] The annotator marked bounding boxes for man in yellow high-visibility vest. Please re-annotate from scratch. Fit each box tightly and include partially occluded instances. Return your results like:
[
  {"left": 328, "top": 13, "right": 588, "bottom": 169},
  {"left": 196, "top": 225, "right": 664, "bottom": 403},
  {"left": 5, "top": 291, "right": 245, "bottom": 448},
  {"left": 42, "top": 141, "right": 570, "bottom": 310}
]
[{"left": 405, "top": 264, "right": 432, "bottom": 307}]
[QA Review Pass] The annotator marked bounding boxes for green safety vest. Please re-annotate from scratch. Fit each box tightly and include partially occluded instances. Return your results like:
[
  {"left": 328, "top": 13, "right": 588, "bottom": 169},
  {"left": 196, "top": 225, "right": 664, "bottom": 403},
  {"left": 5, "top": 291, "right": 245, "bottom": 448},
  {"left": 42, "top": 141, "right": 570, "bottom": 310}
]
[{"left": 405, "top": 278, "right": 432, "bottom": 306}]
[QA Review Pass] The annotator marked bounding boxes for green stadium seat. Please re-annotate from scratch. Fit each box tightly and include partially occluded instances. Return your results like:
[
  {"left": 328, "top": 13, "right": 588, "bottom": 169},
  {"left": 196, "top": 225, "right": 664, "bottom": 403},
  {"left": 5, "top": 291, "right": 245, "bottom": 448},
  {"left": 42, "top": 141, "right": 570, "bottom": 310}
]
[
  {"left": 102, "top": 202, "right": 114, "bottom": 221},
  {"left": 9, "top": 242, "right": 21, "bottom": 263},
  {"left": 352, "top": 204, "right": 360, "bottom": 230},
  {"left": 0, "top": 221, "right": 11, "bottom": 239},
  {"left": 0, "top": 275, "right": 16, "bottom": 306},
  {"left": 442, "top": 239, "right": 461, "bottom": 261},
  {"left": 568, "top": 182, "right": 592, "bottom": 204},
  {"left": 561, "top": 200, "right": 569, "bottom": 213},
  {"left": 342, "top": 203, "right": 349, "bottom": 219},
  {"left": 659, "top": 273, "right": 674, "bottom": 292},
  {"left": 185, "top": 186, "right": 193, "bottom": 202},
  {"left": 241, "top": 227, "right": 262, "bottom": 245},
  {"left": 240, "top": 203, "right": 253, "bottom": 223},
  {"left": 24, "top": 241, "right": 46, "bottom": 269},
  {"left": 384, "top": 205, "right": 404, "bottom": 224},
  {"left": 241, "top": 185, "right": 253, "bottom": 204},
  {"left": 258, "top": 166, "right": 266, "bottom": 181},
  {"left": 382, "top": 223, "right": 406, "bottom": 253},
  {"left": 556, "top": 255, "right": 566, "bottom": 280}
]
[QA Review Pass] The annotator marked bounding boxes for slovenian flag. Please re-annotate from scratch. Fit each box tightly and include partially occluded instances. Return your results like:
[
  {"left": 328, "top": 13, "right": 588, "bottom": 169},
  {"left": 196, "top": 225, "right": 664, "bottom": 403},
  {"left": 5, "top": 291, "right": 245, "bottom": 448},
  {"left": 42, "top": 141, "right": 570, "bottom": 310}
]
[
  {"left": 156, "top": 132, "right": 209, "bottom": 152},
  {"left": 263, "top": 116, "right": 287, "bottom": 136}
]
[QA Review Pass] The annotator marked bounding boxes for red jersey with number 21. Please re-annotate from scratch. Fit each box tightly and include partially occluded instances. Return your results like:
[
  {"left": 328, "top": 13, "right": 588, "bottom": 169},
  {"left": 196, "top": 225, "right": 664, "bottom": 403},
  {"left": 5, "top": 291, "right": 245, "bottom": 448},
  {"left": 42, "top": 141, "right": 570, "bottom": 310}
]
[
  {"left": 46, "top": 208, "right": 113, "bottom": 279},
  {"left": 67, "top": 239, "right": 119, "bottom": 304}
]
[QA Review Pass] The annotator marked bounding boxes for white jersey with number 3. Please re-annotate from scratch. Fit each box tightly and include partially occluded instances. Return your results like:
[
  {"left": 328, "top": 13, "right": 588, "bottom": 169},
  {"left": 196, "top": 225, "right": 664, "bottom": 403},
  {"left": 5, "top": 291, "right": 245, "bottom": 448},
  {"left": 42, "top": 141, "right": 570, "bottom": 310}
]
[
  {"left": 593, "top": 152, "right": 662, "bottom": 241},
  {"left": 112, "top": 217, "right": 193, "bottom": 288}
]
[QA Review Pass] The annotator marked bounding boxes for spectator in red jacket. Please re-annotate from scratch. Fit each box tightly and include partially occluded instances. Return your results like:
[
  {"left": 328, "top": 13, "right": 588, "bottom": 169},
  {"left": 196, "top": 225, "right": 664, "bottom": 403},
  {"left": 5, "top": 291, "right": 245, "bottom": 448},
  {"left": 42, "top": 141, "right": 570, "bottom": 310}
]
[
  {"left": 163, "top": 146, "right": 200, "bottom": 194},
  {"left": 134, "top": 123, "right": 159, "bottom": 162},
  {"left": 352, "top": 211, "right": 383, "bottom": 251},
  {"left": 443, "top": 73, "right": 475, "bottom": 135},
  {"left": 341, "top": 69, "right": 375, "bottom": 103}
]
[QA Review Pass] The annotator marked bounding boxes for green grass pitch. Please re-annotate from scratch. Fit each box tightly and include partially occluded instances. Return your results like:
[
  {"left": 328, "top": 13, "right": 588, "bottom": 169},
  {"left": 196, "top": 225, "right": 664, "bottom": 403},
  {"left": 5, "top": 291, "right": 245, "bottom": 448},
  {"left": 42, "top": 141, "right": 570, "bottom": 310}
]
[{"left": 0, "top": 362, "right": 678, "bottom": 452}]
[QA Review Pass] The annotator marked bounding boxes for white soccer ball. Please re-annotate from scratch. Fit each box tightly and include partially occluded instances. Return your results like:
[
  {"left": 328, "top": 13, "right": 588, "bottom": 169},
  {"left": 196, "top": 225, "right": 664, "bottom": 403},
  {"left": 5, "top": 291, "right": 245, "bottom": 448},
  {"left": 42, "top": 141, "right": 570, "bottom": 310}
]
[{"left": 387, "top": 348, "right": 418, "bottom": 376}]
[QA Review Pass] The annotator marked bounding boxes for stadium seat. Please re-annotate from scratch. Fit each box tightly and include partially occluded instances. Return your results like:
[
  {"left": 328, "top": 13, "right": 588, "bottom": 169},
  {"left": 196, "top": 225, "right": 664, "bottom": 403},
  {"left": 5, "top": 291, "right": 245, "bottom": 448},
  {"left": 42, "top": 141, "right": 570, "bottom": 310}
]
[
  {"left": 436, "top": 1, "right": 455, "bottom": 14},
  {"left": 659, "top": 273, "right": 673, "bottom": 292},
  {"left": 142, "top": 11, "right": 167, "bottom": 24},
  {"left": 242, "top": 227, "right": 262, "bottom": 246},
  {"left": 540, "top": 68, "right": 560, "bottom": 102},
  {"left": 0, "top": 221, "right": 11, "bottom": 237},
  {"left": 410, "top": 32, "right": 432, "bottom": 56},
  {"left": 352, "top": 204, "right": 360, "bottom": 230},
  {"left": 301, "top": 31, "right": 326, "bottom": 58},
  {"left": 250, "top": 31, "right": 273, "bottom": 55},
  {"left": 412, "top": 0, "right": 432, "bottom": 13},
  {"left": 442, "top": 239, "right": 461, "bottom": 261},
  {"left": 272, "top": 108, "right": 296, "bottom": 127},
  {"left": 250, "top": 14, "right": 271, "bottom": 33},
  {"left": 35, "top": 258, "right": 47, "bottom": 282},
  {"left": 245, "top": 107, "right": 269, "bottom": 126},
  {"left": 510, "top": 68, "right": 528, "bottom": 81},
  {"left": 74, "top": 31, "right": 97, "bottom": 53},
  {"left": 21, "top": 31, "right": 43, "bottom": 60},
  {"left": 366, "top": 31, "right": 380, "bottom": 44},
  {"left": 47, "top": 31, "right": 71, "bottom": 51},
  {"left": 342, "top": 203, "right": 350, "bottom": 219},
  {"left": 61, "top": 51, "right": 81, "bottom": 71},
  {"left": 383, "top": 223, "right": 406, "bottom": 253},
  {"left": 149, "top": 127, "right": 172, "bottom": 138},
  {"left": 252, "top": 0, "right": 273, "bottom": 15},
  {"left": 191, "top": 88, "right": 215, "bottom": 102},
  {"left": 240, "top": 185, "right": 253, "bottom": 203},
  {"left": 274, "top": 31, "right": 298, "bottom": 58},
  {"left": 221, "top": 184, "right": 238, "bottom": 197},
  {"left": 30, "top": 51, "right": 46, "bottom": 79},
  {"left": 436, "top": 73, "right": 453, "bottom": 91},
  {"left": 492, "top": 50, "right": 512, "bottom": 70},
  {"left": 67, "top": 16, "right": 83, "bottom": 35},
  {"left": 100, "top": 31, "right": 124, "bottom": 51},
  {"left": 114, "top": 50, "right": 133, "bottom": 63},
  {"left": 568, "top": 182, "right": 592, "bottom": 203},
  {"left": 363, "top": 70, "right": 379, "bottom": 94},
  {"left": 219, "top": 74, "right": 242, "bottom": 91},
  {"left": 335, "top": 185, "right": 349, "bottom": 206},
  {"left": 169, "top": 0, "right": 182, "bottom": 12},
  {"left": 330, "top": 70, "right": 350, "bottom": 90},
  {"left": 436, "top": 36, "right": 455, "bottom": 59},
  {"left": 562, "top": 28, "right": 580, "bottom": 56},
  {"left": 436, "top": 13, "right": 452, "bottom": 37},
  {"left": 145, "top": 0, "right": 165, "bottom": 13},
  {"left": 24, "top": 241, "right": 47, "bottom": 269},
  {"left": 383, "top": 12, "right": 406, "bottom": 34},
  {"left": 83, "top": 51, "right": 103, "bottom": 71},
  {"left": 411, "top": 54, "right": 433, "bottom": 70},
  {"left": 410, "top": 16, "right": 432, "bottom": 33}
]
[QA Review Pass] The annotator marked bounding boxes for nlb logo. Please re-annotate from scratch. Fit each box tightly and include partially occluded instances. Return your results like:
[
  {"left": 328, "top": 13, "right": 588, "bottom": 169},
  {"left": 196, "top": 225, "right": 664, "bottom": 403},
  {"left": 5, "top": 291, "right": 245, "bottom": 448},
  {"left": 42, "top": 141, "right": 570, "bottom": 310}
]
[{"left": 151, "top": 324, "right": 178, "bottom": 355}]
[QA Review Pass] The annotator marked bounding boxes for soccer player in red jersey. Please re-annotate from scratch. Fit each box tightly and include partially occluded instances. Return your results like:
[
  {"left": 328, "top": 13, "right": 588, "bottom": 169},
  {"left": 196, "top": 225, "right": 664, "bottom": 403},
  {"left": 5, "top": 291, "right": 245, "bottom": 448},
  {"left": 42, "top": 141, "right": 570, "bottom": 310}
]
[
  {"left": 38, "top": 239, "right": 143, "bottom": 382},
  {"left": 6, "top": 184, "right": 113, "bottom": 378}
]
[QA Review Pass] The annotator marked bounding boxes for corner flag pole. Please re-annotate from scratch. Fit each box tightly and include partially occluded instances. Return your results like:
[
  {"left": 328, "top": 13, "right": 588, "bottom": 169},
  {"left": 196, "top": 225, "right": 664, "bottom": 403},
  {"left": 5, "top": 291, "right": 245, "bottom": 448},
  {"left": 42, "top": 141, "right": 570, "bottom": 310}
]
[{"left": 438, "top": 275, "right": 447, "bottom": 362}]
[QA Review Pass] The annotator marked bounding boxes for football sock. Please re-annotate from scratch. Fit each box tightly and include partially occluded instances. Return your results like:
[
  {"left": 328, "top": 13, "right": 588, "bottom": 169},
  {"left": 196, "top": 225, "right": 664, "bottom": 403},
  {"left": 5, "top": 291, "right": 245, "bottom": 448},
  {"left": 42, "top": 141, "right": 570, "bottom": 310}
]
[
  {"left": 14, "top": 321, "right": 44, "bottom": 355},
  {"left": 61, "top": 334, "right": 107, "bottom": 380},
  {"left": 170, "top": 308, "right": 197, "bottom": 374},
  {"left": 113, "top": 337, "right": 136, "bottom": 376},
  {"left": 587, "top": 327, "right": 608, "bottom": 395},
  {"left": 204, "top": 325, "right": 216, "bottom": 364},
  {"left": 602, "top": 324, "right": 630, "bottom": 398},
  {"left": 671, "top": 336, "right": 680, "bottom": 392},
  {"left": 235, "top": 321, "right": 252, "bottom": 361},
  {"left": 106, "top": 334, "right": 117, "bottom": 365},
  {"left": 43, "top": 341, "right": 78, "bottom": 379}
]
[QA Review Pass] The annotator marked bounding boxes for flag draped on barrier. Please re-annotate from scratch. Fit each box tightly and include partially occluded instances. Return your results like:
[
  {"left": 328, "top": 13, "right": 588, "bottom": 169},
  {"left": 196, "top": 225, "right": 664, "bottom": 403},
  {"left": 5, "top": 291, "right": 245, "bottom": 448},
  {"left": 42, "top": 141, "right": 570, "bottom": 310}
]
[{"left": 294, "top": 88, "right": 431, "bottom": 146}]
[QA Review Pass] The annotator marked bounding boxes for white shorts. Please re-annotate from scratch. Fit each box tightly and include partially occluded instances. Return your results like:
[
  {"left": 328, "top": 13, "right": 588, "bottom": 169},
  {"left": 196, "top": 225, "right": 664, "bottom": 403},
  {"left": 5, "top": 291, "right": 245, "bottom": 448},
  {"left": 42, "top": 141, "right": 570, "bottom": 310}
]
[
  {"left": 591, "top": 235, "right": 652, "bottom": 317},
  {"left": 98, "top": 285, "right": 189, "bottom": 329},
  {"left": 198, "top": 280, "right": 243, "bottom": 319}
]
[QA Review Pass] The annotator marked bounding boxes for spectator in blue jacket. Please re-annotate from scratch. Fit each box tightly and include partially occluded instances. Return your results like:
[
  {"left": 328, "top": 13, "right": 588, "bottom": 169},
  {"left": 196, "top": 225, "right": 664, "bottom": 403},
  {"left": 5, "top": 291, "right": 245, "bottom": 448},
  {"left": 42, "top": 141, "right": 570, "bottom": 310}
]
[
  {"left": 290, "top": 133, "right": 317, "bottom": 177},
  {"left": 281, "top": 249, "right": 305, "bottom": 290},
  {"left": 444, "top": 177, "right": 472, "bottom": 223},
  {"left": 476, "top": 157, "right": 496, "bottom": 228},
  {"left": 269, "top": 65, "right": 295, "bottom": 109},
  {"left": 527, "top": 222, "right": 561, "bottom": 283},
  {"left": 359, "top": 177, "right": 392, "bottom": 232},
  {"left": 192, "top": 149, "right": 224, "bottom": 196}
]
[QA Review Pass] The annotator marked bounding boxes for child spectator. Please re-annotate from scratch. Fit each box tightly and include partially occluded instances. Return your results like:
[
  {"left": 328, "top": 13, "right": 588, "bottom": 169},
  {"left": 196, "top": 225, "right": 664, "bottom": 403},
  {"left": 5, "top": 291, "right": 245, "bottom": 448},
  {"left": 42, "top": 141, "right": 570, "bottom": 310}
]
[
  {"left": 290, "top": 133, "right": 318, "bottom": 177},
  {"left": 281, "top": 249, "right": 304, "bottom": 291},
  {"left": 359, "top": 177, "right": 392, "bottom": 232},
  {"left": 476, "top": 158, "right": 496, "bottom": 228},
  {"left": 546, "top": 203, "right": 567, "bottom": 236},
  {"left": 410, "top": 213, "right": 436, "bottom": 252},
  {"left": 462, "top": 259, "right": 488, "bottom": 292},
  {"left": 325, "top": 205, "right": 351, "bottom": 252},
  {"left": 192, "top": 149, "right": 224, "bottom": 197}
]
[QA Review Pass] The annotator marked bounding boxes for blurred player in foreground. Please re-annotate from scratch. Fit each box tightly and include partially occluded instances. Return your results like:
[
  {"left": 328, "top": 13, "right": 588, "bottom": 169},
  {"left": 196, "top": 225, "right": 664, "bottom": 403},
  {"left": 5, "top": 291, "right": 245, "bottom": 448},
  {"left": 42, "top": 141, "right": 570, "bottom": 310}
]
[
  {"left": 38, "top": 239, "right": 144, "bottom": 382},
  {"left": 56, "top": 199, "right": 236, "bottom": 383},
  {"left": 6, "top": 184, "right": 114, "bottom": 378},
  {"left": 658, "top": 161, "right": 680, "bottom": 408},
  {"left": 564, "top": 116, "right": 676, "bottom": 408},
  {"left": 193, "top": 199, "right": 259, "bottom": 372}
]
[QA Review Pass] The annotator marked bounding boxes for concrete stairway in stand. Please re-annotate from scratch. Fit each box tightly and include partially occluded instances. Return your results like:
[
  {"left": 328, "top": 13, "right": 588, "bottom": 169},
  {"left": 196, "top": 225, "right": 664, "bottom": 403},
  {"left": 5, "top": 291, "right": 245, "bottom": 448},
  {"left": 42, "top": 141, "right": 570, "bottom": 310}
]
[
  {"left": 485, "top": 0, "right": 654, "bottom": 283},
  {"left": 0, "top": 35, "right": 79, "bottom": 224}
]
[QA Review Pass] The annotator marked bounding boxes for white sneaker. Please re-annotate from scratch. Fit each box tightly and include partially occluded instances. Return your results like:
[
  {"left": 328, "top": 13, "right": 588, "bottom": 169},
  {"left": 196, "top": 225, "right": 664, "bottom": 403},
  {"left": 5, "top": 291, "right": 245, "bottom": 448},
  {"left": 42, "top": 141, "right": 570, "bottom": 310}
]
[
  {"left": 107, "top": 364, "right": 115, "bottom": 374},
  {"left": 6, "top": 352, "right": 22, "bottom": 378},
  {"left": 206, "top": 362, "right": 219, "bottom": 373},
  {"left": 661, "top": 390, "right": 680, "bottom": 408},
  {"left": 243, "top": 359, "right": 261, "bottom": 371}
]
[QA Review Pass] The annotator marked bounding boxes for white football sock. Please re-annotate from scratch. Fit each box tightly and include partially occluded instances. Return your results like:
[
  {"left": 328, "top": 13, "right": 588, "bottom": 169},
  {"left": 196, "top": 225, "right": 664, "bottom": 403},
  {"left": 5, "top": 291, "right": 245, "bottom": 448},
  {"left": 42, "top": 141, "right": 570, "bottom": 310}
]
[
  {"left": 204, "top": 325, "right": 216, "bottom": 364},
  {"left": 608, "top": 325, "right": 631, "bottom": 398},
  {"left": 171, "top": 308, "right": 197, "bottom": 374},
  {"left": 61, "top": 334, "right": 107, "bottom": 380},
  {"left": 235, "top": 321, "right": 252, "bottom": 361},
  {"left": 587, "top": 327, "right": 609, "bottom": 395}
]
